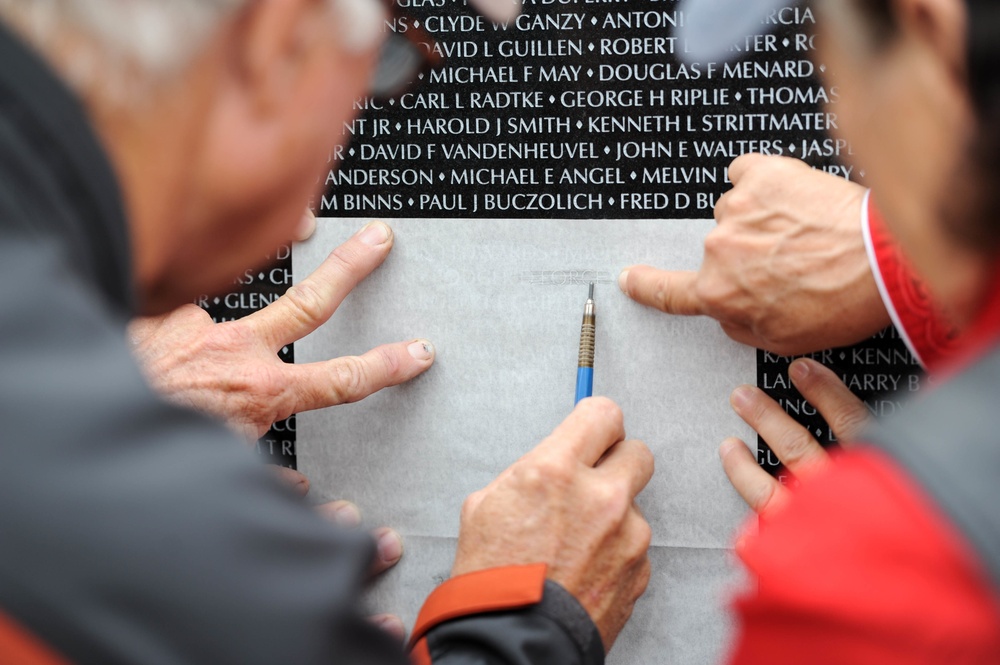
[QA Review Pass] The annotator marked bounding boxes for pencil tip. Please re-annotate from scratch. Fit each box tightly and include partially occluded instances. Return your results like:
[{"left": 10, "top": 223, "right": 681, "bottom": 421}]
[{"left": 588, "top": 282, "right": 594, "bottom": 299}]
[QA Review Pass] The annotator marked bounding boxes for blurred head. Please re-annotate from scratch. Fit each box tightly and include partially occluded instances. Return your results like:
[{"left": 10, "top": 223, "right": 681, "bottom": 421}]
[
  {"left": 816, "top": 0, "right": 997, "bottom": 323},
  {"left": 0, "top": 0, "right": 386, "bottom": 313}
]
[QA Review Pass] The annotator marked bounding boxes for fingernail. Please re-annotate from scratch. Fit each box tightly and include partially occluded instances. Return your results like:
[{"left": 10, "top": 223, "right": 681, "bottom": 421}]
[
  {"left": 730, "top": 386, "right": 754, "bottom": 411},
  {"left": 790, "top": 360, "right": 810, "bottom": 382},
  {"left": 358, "top": 221, "right": 391, "bottom": 246},
  {"left": 377, "top": 529, "right": 403, "bottom": 565},
  {"left": 294, "top": 209, "right": 317, "bottom": 242},
  {"left": 719, "top": 438, "right": 741, "bottom": 458},
  {"left": 407, "top": 340, "right": 434, "bottom": 361},
  {"left": 618, "top": 269, "right": 630, "bottom": 294},
  {"left": 372, "top": 614, "right": 406, "bottom": 638},
  {"left": 330, "top": 501, "right": 362, "bottom": 528},
  {"left": 273, "top": 466, "right": 310, "bottom": 496}
]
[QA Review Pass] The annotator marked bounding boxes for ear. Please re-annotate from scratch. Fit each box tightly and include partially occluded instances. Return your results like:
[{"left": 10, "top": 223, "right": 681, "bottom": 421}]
[
  {"left": 892, "top": 0, "right": 968, "bottom": 79},
  {"left": 229, "top": 0, "right": 332, "bottom": 117}
]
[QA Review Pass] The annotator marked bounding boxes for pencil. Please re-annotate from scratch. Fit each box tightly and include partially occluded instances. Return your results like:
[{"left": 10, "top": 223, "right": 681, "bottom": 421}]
[{"left": 575, "top": 283, "right": 596, "bottom": 404}]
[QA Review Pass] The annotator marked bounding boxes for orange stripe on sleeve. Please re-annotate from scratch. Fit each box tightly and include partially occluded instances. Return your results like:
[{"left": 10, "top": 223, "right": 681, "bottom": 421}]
[
  {"left": 410, "top": 637, "right": 431, "bottom": 665},
  {"left": 408, "top": 563, "right": 548, "bottom": 650}
]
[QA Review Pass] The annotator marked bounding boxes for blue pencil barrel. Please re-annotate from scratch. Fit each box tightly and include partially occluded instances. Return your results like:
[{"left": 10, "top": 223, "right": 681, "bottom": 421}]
[
  {"left": 575, "top": 366, "right": 594, "bottom": 404},
  {"left": 575, "top": 284, "right": 596, "bottom": 405}
]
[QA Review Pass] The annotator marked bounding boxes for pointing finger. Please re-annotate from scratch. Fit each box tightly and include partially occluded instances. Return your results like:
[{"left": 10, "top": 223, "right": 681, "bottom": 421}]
[
  {"left": 619, "top": 265, "right": 705, "bottom": 316},
  {"left": 719, "top": 438, "right": 790, "bottom": 516},
  {"left": 247, "top": 221, "right": 394, "bottom": 349},
  {"left": 286, "top": 339, "right": 435, "bottom": 414},
  {"left": 790, "top": 359, "right": 872, "bottom": 446}
]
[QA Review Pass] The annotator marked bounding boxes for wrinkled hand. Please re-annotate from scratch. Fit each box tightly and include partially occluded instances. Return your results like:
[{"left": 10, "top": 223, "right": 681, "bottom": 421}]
[
  {"left": 130, "top": 221, "right": 435, "bottom": 441},
  {"left": 620, "top": 154, "right": 889, "bottom": 356},
  {"left": 719, "top": 358, "right": 872, "bottom": 516},
  {"left": 453, "top": 398, "right": 655, "bottom": 652}
]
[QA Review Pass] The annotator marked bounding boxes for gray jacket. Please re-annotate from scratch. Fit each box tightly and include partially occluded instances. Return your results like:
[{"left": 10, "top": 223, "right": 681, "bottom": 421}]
[{"left": 0, "top": 21, "right": 600, "bottom": 665}]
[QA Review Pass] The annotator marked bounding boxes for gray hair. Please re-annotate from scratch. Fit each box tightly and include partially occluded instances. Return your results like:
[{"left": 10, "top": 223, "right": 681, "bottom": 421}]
[{"left": 0, "top": 0, "right": 251, "bottom": 103}]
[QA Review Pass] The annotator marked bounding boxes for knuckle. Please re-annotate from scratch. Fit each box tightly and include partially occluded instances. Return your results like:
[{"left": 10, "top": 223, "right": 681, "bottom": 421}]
[
  {"left": 595, "top": 482, "right": 630, "bottom": 520},
  {"left": 581, "top": 481, "right": 632, "bottom": 528},
  {"left": 539, "top": 455, "right": 574, "bottom": 485},
  {"left": 753, "top": 154, "right": 787, "bottom": 176},
  {"left": 720, "top": 322, "right": 752, "bottom": 346},
  {"left": 779, "top": 154, "right": 807, "bottom": 172},
  {"left": 247, "top": 364, "right": 285, "bottom": 399},
  {"left": 374, "top": 345, "right": 403, "bottom": 379},
  {"left": 752, "top": 316, "right": 780, "bottom": 339},
  {"left": 759, "top": 328, "right": 808, "bottom": 357},
  {"left": 722, "top": 190, "right": 754, "bottom": 216},
  {"left": 461, "top": 491, "right": 483, "bottom": 521},
  {"left": 755, "top": 155, "right": 781, "bottom": 172},
  {"left": 519, "top": 453, "right": 570, "bottom": 489},
  {"left": 634, "top": 442, "right": 655, "bottom": 474},
  {"left": 748, "top": 479, "right": 778, "bottom": 513},
  {"left": 775, "top": 429, "right": 816, "bottom": 466},
  {"left": 652, "top": 281, "right": 673, "bottom": 312},
  {"left": 729, "top": 154, "right": 749, "bottom": 170},
  {"left": 743, "top": 394, "right": 770, "bottom": 428},
  {"left": 693, "top": 276, "right": 726, "bottom": 310},
  {"left": 281, "top": 281, "right": 328, "bottom": 327},
  {"left": 832, "top": 407, "right": 871, "bottom": 440},
  {"left": 217, "top": 320, "right": 258, "bottom": 350},
  {"left": 763, "top": 337, "right": 794, "bottom": 357},
  {"left": 702, "top": 228, "right": 727, "bottom": 255},
  {"left": 587, "top": 480, "right": 613, "bottom": 508},
  {"left": 754, "top": 328, "right": 794, "bottom": 356},
  {"left": 331, "top": 242, "right": 366, "bottom": 272},
  {"left": 731, "top": 152, "right": 761, "bottom": 171},
  {"left": 653, "top": 274, "right": 692, "bottom": 314},
  {"left": 331, "top": 357, "right": 369, "bottom": 402},
  {"left": 633, "top": 518, "right": 653, "bottom": 554}
]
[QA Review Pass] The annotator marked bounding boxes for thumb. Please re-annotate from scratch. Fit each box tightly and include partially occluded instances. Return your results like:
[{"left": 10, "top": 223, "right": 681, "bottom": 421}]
[{"left": 619, "top": 266, "right": 704, "bottom": 316}]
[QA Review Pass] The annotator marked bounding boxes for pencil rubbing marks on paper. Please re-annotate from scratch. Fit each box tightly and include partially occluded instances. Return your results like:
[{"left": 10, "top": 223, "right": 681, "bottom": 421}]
[{"left": 518, "top": 270, "right": 615, "bottom": 286}]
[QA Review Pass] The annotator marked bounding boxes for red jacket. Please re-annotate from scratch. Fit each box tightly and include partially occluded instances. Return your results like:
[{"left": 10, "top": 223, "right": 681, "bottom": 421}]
[{"left": 727, "top": 195, "right": 1000, "bottom": 663}]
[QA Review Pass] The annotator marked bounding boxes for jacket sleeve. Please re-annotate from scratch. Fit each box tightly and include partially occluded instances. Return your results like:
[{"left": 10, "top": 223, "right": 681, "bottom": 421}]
[
  {"left": 727, "top": 448, "right": 1000, "bottom": 665},
  {"left": 408, "top": 565, "right": 605, "bottom": 665},
  {"left": 0, "top": 235, "right": 604, "bottom": 665},
  {"left": 0, "top": 236, "right": 408, "bottom": 665},
  {"left": 862, "top": 191, "right": 960, "bottom": 370}
]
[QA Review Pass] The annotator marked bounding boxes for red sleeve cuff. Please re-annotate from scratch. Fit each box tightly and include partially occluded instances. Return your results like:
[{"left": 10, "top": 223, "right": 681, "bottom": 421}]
[
  {"left": 863, "top": 194, "right": 960, "bottom": 371},
  {"left": 0, "top": 611, "right": 68, "bottom": 665},
  {"left": 408, "top": 563, "right": 548, "bottom": 650}
]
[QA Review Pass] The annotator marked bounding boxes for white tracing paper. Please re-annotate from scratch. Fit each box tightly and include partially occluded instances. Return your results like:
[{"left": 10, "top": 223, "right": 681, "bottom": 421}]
[{"left": 294, "top": 219, "right": 756, "bottom": 664}]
